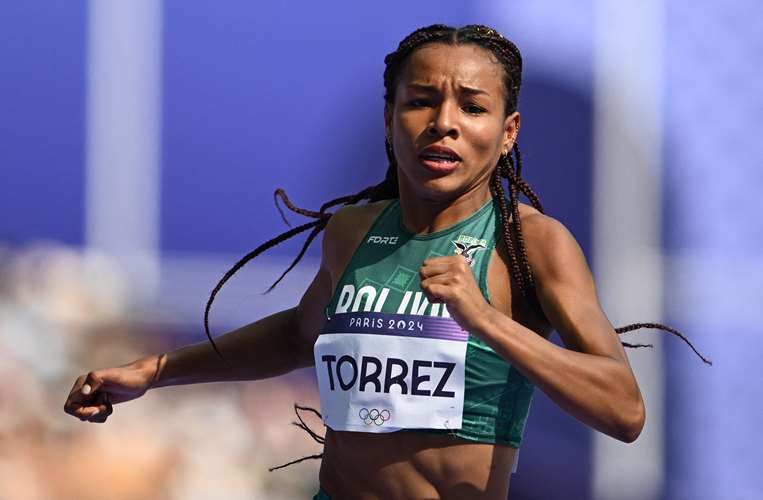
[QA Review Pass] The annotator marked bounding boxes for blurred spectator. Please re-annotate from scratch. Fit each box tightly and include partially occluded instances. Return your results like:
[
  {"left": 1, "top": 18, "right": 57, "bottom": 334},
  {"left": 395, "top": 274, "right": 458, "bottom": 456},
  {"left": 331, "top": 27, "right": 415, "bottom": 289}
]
[{"left": 0, "top": 243, "right": 322, "bottom": 499}]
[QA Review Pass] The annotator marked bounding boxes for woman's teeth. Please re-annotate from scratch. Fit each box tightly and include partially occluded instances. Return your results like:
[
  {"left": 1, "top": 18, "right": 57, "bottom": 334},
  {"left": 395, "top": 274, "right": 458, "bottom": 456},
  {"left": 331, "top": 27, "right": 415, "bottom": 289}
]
[{"left": 422, "top": 155, "right": 458, "bottom": 162}]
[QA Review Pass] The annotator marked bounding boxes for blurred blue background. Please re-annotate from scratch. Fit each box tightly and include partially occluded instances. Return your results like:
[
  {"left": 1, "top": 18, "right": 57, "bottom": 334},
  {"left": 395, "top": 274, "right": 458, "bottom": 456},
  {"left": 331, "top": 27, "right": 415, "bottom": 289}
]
[{"left": 1, "top": 1, "right": 760, "bottom": 499}]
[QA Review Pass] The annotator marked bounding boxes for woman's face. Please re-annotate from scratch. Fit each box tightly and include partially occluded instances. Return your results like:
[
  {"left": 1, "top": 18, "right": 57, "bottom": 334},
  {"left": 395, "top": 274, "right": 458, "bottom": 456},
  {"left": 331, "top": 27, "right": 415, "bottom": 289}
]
[{"left": 386, "top": 43, "right": 519, "bottom": 202}]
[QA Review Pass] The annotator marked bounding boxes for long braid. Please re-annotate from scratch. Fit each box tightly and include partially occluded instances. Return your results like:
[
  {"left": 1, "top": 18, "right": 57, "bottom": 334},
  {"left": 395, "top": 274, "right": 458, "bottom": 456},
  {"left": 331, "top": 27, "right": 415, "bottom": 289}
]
[
  {"left": 493, "top": 145, "right": 711, "bottom": 364},
  {"left": 511, "top": 143, "right": 544, "bottom": 211},
  {"left": 265, "top": 220, "right": 329, "bottom": 293},
  {"left": 202, "top": 217, "right": 327, "bottom": 362},
  {"left": 203, "top": 166, "right": 398, "bottom": 347},
  {"left": 504, "top": 151, "right": 536, "bottom": 290},
  {"left": 208, "top": 23, "right": 710, "bottom": 473},
  {"left": 492, "top": 159, "right": 527, "bottom": 294},
  {"left": 614, "top": 322, "right": 712, "bottom": 365}
]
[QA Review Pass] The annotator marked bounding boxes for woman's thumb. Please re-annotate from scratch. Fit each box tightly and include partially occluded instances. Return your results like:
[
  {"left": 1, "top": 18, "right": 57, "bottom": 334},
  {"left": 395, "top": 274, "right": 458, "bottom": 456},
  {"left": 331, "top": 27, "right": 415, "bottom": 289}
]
[{"left": 81, "top": 371, "right": 105, "bottom": 395}]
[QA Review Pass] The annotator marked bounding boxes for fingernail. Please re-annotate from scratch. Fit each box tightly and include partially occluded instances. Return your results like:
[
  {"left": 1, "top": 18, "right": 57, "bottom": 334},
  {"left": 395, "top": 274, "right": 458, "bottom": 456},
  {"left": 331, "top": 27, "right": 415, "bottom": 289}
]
[
  {"left": 81, "top": 384, "right": 92, "bottom": 395},
  {"left": 91, "top": 409, "right": 100, "bottom": 416}
]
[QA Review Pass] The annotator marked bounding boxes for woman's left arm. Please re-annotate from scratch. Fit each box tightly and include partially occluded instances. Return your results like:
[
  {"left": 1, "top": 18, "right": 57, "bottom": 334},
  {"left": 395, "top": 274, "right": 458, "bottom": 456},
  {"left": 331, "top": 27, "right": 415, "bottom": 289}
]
[{"left": 420, "top": 214, "right": 646, "bottom": 443}]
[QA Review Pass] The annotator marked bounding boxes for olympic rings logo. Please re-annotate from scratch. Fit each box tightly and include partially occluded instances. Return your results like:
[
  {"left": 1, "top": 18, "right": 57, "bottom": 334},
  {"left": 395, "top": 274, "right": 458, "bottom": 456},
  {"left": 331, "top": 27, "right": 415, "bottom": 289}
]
[{"left": 359, "top": 407, "right": 391, "bottom": 426}]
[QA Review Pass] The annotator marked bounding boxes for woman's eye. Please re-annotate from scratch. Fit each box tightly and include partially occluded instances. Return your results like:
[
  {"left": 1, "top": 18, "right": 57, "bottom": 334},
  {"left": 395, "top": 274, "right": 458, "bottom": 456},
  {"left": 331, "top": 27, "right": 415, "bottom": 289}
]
[
  {"left": 464, "top": 104, "right": 486, "bottom": 114},
  {"left": 409, "top": 99, "right": 430, "bottom": 108}
]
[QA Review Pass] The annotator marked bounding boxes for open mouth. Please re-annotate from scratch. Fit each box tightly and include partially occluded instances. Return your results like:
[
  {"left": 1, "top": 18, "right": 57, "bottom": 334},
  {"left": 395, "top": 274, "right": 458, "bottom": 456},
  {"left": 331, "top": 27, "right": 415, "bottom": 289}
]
[{"left": 418, "top": 146, "right": 461, "bottom": 173}]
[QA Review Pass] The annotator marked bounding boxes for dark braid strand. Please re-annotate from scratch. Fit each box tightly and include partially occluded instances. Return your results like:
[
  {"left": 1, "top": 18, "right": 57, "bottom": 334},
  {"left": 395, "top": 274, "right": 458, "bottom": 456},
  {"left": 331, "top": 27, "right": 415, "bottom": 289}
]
[
  {"left": 621, "top": 341, "right": 654, "bottom": 349},
  {"left": 274, "top": 188, "right": 332, "bottom": 226},
  {"left": 492, "top": 164, "right": 527, "bottom": 294},
  {"left": 501, "top": 151, "right": 537, "bottom": 291},
  {"left": 492, "top": 147, "right": 711, "bottom": 364},
  {"left": 264, "top": 219, "right": 329, "bottom": 293},
  {"left": 203, "top": 140, "right": 401, "bottom": 356},
  {"left": 268, "top": 404, "right": 326, "bottom": 471},
  {"left": 203, "top": 217, "right": 326, "bottom": 362},
  {"left": 616, "top": 323, "right": 712, "bottom": 365}
]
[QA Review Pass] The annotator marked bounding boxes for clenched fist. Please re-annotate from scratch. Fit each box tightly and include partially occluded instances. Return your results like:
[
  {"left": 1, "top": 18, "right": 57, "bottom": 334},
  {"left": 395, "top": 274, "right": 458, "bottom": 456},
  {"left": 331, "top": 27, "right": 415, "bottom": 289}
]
[
  {"left": 419, "top": 255, "right": 492, "bottom": 333},
  {"left": 63, "top": 355, "right": 163, "bottom": 423}
]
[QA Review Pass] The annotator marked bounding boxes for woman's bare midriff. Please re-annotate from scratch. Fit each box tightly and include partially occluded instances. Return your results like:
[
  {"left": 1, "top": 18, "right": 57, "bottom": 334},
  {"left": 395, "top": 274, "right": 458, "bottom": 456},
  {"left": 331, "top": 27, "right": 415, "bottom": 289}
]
[{"left": 319, "top": 429, "right": 516, "bottom": 500}]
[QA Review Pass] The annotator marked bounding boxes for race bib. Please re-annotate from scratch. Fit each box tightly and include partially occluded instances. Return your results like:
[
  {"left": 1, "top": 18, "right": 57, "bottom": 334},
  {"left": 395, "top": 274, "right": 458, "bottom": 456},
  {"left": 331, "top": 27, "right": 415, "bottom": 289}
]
[{"left": 314, "top": 311, "right": 468, "bottom": 433}]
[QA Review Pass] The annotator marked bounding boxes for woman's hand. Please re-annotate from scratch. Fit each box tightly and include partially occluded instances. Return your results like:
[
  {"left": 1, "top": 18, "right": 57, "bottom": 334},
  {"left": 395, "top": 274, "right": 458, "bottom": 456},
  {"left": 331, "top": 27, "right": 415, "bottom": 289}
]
[
  {"left": 419, "top": 255, "right": 493, "bottom": 332},
  {"left": 63, "top": 355, "right": 163, "bottom": 423}
]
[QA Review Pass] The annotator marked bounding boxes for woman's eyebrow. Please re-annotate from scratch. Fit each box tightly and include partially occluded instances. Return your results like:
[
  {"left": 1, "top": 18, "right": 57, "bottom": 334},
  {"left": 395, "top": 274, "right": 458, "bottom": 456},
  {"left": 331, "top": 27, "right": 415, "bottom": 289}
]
[
  {"left": 406, "top": 83, "right": 438, "bottom": 93},
  {"left": 406, "top": 82, "right": 490, "bottom": 96},
  {"left": 460, "top": 85, "right": 490, "bottom": 97}
]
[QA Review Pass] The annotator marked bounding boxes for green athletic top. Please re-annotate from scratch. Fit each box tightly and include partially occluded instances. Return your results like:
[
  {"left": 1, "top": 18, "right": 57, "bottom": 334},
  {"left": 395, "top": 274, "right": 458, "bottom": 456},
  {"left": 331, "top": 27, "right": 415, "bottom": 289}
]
[{"left": 323, "top": 196, "right": 535, "bottom": 447}]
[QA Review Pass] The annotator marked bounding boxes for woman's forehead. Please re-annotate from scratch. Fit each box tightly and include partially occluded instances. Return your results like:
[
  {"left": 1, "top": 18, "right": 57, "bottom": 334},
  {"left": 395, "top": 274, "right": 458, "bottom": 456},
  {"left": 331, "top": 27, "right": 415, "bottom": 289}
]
[{"left": 400, "top": 43, "right": 504, "bottom": 95}]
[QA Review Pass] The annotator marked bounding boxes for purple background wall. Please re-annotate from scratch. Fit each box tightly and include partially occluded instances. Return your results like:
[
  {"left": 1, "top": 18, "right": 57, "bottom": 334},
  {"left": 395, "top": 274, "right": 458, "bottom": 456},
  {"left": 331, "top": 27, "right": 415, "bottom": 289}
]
[{"left": 0, "top": 2, "right": 87, "bottom": 245}]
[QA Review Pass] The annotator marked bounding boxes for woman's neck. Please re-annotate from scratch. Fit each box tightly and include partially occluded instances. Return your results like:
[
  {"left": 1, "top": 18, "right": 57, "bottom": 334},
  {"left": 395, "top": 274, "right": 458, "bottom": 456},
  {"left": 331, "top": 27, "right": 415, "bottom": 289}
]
[{"left": 397, "top": 182, "right": 492, "bottom": 236}]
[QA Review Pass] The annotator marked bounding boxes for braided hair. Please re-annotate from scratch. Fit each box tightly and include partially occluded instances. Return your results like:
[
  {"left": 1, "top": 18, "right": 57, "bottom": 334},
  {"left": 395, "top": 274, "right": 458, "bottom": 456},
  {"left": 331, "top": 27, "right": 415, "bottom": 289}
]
[
  {"left": 204, "top": 23, "right": 710, "bottom": 362},
  {"left": 200, "top": 24, "right": 711, "bottom": 470}
]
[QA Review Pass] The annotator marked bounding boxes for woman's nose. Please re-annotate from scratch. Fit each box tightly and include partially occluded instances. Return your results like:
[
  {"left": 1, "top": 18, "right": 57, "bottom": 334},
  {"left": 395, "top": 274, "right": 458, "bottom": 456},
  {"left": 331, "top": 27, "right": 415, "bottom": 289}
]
[{"left": 427, "top": 102, "right": 459, "bottom": 139}]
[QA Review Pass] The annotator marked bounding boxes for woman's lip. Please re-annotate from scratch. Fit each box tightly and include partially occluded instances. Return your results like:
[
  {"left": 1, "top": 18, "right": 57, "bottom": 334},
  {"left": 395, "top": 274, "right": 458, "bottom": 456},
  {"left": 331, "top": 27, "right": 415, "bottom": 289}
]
[
  {"left": 419, "top": 145, "right": 462, "bottom": 161},
  {"left": 419, "top": 157, "right": 460, "bottom": 174}
]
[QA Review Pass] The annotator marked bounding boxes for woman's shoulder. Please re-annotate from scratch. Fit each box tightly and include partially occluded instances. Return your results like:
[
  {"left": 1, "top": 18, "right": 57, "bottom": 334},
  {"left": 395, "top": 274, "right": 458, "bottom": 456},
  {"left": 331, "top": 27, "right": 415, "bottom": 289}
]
[
  {"left": 493, "top": 200, "right": 584, "bottom": 283},
  {"left": 322, "top": 199, "right": 394, "bottom": 279},
  {"left": 511, "top": 202, "right": 588, "bottom": 284},
  {"left": 515, "top": 203, "right": 574, "bottom": 245},
  {"left": 325, "top": 199, "right": 394, "bottom": 241},
  {"left": 331, "top": 199, "right": 394, "bottom": 226}
]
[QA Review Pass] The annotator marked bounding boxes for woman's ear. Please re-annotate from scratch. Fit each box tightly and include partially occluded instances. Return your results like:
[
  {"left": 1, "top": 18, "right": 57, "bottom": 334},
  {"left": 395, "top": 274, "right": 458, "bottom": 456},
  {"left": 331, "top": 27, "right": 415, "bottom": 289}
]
[{"left": 502, "top": 111, "right": 521, "bottom": 153}]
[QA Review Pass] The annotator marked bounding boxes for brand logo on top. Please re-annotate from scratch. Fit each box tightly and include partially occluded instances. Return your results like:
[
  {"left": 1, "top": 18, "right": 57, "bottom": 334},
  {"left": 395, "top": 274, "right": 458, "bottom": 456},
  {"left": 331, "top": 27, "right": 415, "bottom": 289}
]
[
  {"left": 452, "top": 234, "right": 487, "bottom": 266},
  {"left": 367, "top": 235, "right": 399, "bottom": 245}
]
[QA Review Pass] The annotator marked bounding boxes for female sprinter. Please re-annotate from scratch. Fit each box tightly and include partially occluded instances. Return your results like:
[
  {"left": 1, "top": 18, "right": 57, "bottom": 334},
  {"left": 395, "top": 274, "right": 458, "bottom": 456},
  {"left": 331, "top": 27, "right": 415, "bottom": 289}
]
[{"left": 64, "top": 24, "right": 710, "bottom": 500}]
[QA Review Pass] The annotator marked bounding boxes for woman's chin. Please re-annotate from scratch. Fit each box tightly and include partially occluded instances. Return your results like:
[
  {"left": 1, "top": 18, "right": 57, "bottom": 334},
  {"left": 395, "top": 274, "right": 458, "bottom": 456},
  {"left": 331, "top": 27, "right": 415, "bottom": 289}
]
[
  {"left": 398, "top": 163, "right": 476, "bottom": 200},
  {"left": 405, "top": 178, "right": 468, "bottom": 203}
]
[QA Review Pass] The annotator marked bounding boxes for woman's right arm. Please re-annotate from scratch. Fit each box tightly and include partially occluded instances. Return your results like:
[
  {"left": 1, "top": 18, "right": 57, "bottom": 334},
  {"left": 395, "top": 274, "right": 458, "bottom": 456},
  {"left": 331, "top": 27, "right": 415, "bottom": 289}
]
[
  {"left": 152, "top": 260, "right": 333, "bottom": 387},
  {"left": 64, "top": 207, "right": 347, "bottom": 422}
]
